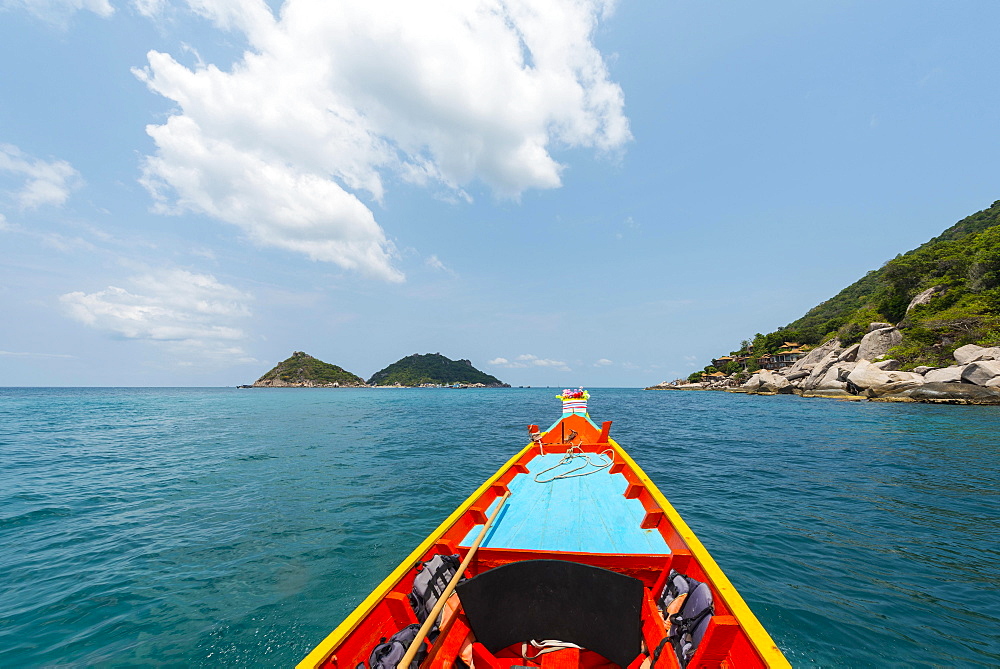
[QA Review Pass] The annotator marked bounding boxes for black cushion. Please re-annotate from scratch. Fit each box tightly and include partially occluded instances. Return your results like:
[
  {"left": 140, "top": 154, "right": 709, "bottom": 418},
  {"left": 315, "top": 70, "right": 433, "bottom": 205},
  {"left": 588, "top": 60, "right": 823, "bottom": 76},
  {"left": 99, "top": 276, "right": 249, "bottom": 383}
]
[{"left": 455, "top": 559, "right": 644, "bottom": 667}]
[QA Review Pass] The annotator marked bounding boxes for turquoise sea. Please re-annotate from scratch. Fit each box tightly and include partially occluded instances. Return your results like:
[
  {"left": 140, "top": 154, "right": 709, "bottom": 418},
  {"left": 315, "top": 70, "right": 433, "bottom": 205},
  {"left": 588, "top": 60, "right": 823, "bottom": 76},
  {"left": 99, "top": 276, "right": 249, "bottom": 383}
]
[{"left": 1, "top": 387, "right": 998, "bottom": 668}]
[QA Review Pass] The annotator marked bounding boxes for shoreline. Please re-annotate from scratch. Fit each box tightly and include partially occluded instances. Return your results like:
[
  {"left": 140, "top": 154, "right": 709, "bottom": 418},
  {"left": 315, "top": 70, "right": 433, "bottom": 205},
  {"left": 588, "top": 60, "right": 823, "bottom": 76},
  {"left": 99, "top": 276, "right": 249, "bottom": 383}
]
[
  {"left": 238, "top": 384, "right": 512, "bottom": 389},
  {"left": 647, "top": 333, "right": 1000, "bottom": 406},
  {"left": 648, "top": 384, "right": 1000, "bottom": 405}
]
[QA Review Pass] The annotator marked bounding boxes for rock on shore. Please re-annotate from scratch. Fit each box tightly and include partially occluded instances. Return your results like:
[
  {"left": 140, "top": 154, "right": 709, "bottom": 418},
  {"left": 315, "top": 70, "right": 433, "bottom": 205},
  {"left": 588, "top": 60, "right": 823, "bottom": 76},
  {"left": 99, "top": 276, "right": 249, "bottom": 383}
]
[{"left": 648, "top": 330, "right": 1000, "bottom": 405}]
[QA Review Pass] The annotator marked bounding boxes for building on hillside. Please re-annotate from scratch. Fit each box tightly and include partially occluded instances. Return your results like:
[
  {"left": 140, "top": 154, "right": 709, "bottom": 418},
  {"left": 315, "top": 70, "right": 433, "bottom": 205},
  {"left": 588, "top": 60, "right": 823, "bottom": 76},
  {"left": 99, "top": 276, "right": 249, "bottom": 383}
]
[
  {"left": 758, "top": 343, "right": 809, "bottom": 370},
  {"left": 713, "top": 354, "right": 758, "bottom": 369},
  {"left": 733, "top": 355, "right": 753, "bottom": 367}
]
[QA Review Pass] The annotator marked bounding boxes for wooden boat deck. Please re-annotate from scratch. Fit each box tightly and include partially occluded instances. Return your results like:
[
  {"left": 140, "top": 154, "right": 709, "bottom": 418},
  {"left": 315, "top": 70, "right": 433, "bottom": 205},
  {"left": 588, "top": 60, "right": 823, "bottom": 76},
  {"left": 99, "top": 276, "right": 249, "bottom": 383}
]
[{"left": 459, "top": 453, "right": 670, "bottom": 554}]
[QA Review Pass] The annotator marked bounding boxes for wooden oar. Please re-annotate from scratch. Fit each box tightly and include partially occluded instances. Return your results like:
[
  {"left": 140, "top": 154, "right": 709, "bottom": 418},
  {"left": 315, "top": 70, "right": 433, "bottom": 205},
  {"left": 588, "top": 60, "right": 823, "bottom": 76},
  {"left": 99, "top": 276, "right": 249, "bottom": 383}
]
[{"left": 397, "top": 490, "right": 511, "bottom": 669}]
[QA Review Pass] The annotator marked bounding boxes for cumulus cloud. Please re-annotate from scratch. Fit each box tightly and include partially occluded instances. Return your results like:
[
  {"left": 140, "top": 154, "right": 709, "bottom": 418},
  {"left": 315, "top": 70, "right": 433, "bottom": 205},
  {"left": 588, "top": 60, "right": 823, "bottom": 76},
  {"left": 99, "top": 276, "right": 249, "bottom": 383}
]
[
  {"left": 1, "top": 0, "right": 113, "bottom": 21},
  {"left": 138, "top": 114, "right": 402, "bottom": 281},
  {"left": 594, "top": 358, "right": 613, "bottom": 366},
  {"left": 60, "top": 268, "right": 255, "bottom": 362},
  {"left": 135, "top": 0, "right": 629, "bottom": 281},
  {"left": 0, "top": 144, "right": 81, "bottom": 210},
  {"left": 487, "top": 357, "right": 509, "bottom": 365}
]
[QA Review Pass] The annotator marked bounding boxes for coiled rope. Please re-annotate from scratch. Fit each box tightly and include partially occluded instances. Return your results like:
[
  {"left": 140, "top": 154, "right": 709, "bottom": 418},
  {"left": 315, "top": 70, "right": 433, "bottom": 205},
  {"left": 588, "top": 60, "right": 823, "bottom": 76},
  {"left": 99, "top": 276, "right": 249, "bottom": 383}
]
[{"left": 533, "top": 445, "right": 615, "bottom": 483}]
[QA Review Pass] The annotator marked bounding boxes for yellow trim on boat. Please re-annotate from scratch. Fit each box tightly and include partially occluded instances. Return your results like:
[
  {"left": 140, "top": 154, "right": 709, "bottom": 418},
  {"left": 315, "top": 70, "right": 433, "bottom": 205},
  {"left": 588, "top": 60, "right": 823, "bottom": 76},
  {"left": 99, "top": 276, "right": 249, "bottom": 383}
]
[
  {"left": 300, "top": 437, "right": 788, "bottom": 668},
  {"left": 607, "top": 438, "right": 790, "bottom": 668},
  {"left": 296, "top": 443, "right": 535, "bottom": 669}
]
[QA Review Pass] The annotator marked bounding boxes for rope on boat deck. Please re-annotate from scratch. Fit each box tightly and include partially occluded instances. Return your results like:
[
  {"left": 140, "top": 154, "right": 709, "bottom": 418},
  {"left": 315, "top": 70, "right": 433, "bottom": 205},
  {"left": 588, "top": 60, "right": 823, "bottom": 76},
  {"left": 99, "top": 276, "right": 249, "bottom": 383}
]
[{"left": 533, "top": 445, "right": 615, "bottom": 483}]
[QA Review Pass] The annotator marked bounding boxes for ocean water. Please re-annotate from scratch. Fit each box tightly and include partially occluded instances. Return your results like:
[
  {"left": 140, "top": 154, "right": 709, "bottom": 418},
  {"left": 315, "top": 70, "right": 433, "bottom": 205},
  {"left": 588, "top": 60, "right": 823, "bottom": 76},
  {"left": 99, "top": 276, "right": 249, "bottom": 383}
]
[{"left": 0, "top": 387, "right": 997, "bottom": 668}]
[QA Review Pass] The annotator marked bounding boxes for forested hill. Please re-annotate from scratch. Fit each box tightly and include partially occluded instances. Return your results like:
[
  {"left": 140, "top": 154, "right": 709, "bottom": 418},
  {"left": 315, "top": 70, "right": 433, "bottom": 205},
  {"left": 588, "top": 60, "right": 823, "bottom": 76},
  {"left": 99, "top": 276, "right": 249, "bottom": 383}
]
[
  {"left": 252, "top": 351, "right": 366, "bottom": 387},
  {"left": 745, "top": 199, "right": 1000, "bottom": 368},
  {"left": 367, "top": 353, "right": 507, "bottom": 386}
]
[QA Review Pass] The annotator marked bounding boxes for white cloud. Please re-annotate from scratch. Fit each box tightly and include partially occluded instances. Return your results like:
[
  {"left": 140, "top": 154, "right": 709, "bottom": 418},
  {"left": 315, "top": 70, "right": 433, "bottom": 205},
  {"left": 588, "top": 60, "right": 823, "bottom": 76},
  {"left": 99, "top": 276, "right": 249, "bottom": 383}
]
[
  {"left": 426, "top": 254, "right": 456, "bottom": 276},
  {"left": 490, "top": 356, "right": 527, "bottom": 368},
  {"left": 60, "top": 268, "right": 256, "bottom": 362},
  {"left": 0, "top": 144, "right": 81, "bottom": 210},
  {"left": 0, "top": 350, "right": 74, "bottom": 359},
  {"left": 1, "top": 0, "right": 113, "bottom": 21},
  {"left": 137, "top": 114, "right": 403, "bottom": 282},
  {"left": 132, "top": 0, "right": 164, "bottom": 17},
  {"left": 135, "top": 0, "right": 629, "bottom": 281},
  {"left": 594, "top": 358, "right": 613, "bottom": 366},
  {"left": 514, "top": 353, "right": 571, "bottom": 371},
  {"left": 535, "top": 360, "right": 572, "bottom": 371},
  {"left": 39, "top": 231, "right": 98, "bottom": 253}
]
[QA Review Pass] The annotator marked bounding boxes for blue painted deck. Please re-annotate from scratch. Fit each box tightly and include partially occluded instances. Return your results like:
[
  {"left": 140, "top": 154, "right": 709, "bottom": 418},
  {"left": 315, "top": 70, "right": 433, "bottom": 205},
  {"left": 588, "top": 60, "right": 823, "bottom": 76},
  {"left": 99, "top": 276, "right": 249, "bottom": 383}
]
[{"left": 459, "top": 452, "right": 670, "bottom": 554}]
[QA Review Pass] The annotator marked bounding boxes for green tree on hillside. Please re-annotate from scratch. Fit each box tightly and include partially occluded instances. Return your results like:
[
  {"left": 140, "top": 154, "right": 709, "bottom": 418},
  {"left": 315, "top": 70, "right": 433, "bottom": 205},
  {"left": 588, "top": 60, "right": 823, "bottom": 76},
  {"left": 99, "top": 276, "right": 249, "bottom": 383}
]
[{"left": 702, "top": 200, "right": 1000, "bottom": 371}]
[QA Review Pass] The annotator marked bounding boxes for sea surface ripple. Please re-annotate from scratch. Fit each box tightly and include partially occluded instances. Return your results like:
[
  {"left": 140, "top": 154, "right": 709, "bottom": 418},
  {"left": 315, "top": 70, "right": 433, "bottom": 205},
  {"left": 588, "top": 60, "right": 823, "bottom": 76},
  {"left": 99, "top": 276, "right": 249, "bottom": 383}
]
[{"left": 0, "top": 387, "right": 997, "bottom": 667}]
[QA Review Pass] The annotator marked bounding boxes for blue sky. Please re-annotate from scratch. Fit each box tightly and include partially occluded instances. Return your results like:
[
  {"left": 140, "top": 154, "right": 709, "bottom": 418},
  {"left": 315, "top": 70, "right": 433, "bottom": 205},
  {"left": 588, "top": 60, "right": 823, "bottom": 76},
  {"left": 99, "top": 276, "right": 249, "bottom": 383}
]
[{"left": 1, "top": 0, "right": 998, "bottom": 387}]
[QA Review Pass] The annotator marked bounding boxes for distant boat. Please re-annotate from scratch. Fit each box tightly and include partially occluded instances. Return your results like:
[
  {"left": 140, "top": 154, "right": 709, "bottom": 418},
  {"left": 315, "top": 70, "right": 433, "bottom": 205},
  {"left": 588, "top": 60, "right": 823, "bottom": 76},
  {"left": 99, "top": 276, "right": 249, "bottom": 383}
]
[{"left": 299, "top": 392, "right": 788, "bottom": 669}]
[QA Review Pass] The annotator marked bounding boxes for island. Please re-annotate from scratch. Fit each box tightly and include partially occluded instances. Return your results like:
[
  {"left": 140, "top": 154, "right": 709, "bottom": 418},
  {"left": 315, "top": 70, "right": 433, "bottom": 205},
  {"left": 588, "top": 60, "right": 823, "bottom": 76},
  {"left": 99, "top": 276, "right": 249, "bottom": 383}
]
[
  {"left": 243, "top": 351, "right": 510, "bottom": 388},
  {"left": 367, "top": 353, "right": 509, "bottom": 387},
  {"left": 250, "top": 351, "right": 367, "bottom": 387}
]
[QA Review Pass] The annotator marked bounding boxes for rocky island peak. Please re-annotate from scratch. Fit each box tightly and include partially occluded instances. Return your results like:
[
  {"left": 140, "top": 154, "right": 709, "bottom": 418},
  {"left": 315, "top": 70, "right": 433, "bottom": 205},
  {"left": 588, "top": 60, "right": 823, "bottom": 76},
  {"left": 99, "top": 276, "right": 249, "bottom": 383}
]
[
  {"left": 251, "top": 351, "right": 367, "bottom": 388},
  {"left": 367, "top": 352, "right": 508, "bottom": 387}
]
